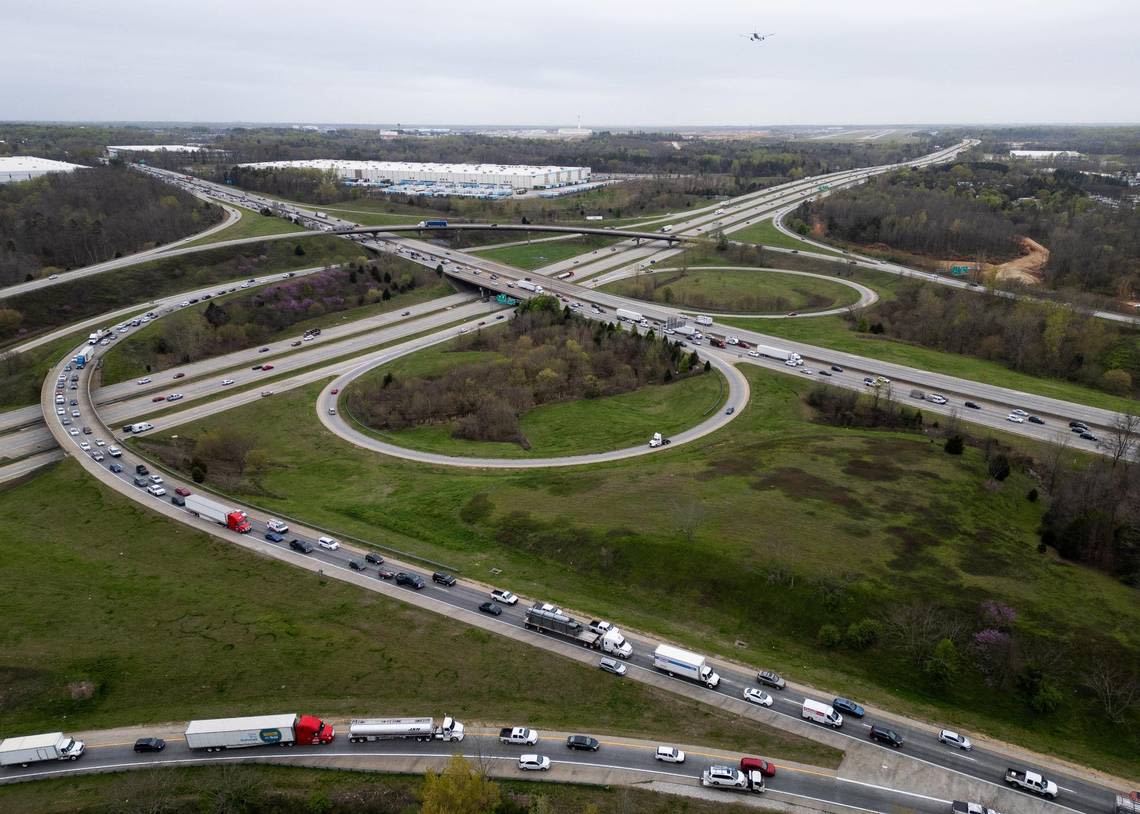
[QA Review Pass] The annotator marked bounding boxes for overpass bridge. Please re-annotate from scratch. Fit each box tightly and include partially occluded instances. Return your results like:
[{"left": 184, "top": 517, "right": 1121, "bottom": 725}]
[{"left": 331, "top": 222, "right": 685, "bottom": 245}]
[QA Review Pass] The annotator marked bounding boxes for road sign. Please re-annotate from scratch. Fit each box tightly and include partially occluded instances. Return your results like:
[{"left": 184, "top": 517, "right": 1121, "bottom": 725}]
[{"left": 950, "top": 265, "right": 973, "bottom": 276}]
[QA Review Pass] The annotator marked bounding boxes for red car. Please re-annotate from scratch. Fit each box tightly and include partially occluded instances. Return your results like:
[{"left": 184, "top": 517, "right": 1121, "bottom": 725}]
[
  {"left": 174, "top": 487, "right": 191, "bottom": 497},
  {"left": 739, "top": 757, "right": 776, "bottom": 777},
  {"left": 152, "top": 395, "right": 166, "bottom": 402},
  {"left": 261, "top": 364, "right": 274, "bottom": 371},
  {"left": 330, "top": 388, "right": 339, "bottom": 395}
]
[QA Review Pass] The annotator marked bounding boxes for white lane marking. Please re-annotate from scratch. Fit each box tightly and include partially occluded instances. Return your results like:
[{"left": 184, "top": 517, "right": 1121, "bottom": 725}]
[{"left": 835, "top": 776, "right": 950, "bottom": 805}]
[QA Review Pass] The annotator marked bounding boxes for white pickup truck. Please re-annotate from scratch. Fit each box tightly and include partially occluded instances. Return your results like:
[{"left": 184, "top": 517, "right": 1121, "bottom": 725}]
[
  {"left": 1004, "top": 768, "right": 1058, "bottom": 799},
  {"left": 499, "top": 727, "right": 539, "bottom": 745}
]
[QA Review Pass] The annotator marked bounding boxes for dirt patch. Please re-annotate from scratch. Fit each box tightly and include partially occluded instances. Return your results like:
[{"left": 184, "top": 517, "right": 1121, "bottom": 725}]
[
  {"left": 992, "top": 237, "right": 1048, "bottom": 285},
  {"left": 752, "top": 467, "right": 861, "bottom": 510},
  {"left": 68, "top": 680, "right": 96, "bottom": 700},
  {"left": 886, "top": 525, "right": 942, "bottom": 572},
  {"left": 843, "top": 457, "right": 903, "bottom": 482}
]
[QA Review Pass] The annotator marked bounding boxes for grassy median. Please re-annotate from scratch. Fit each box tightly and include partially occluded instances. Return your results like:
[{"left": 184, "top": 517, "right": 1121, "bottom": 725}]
[{"left": 601, "top": 268, "right": 861, "bottom": 314}]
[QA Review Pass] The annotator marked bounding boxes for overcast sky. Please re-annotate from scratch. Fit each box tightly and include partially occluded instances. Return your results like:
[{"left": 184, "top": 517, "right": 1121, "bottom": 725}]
[{"left": 2, "top": 0, "right": 1138, "bottom": 126}]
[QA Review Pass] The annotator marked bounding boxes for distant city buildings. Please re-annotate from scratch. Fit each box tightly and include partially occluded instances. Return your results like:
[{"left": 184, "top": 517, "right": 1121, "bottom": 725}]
[
  {"left": 1008, "top": 149, "right": 1082, "bottom": 160},
  {"left": 0, "top": 156, "right": 87, "bottom": 184}
]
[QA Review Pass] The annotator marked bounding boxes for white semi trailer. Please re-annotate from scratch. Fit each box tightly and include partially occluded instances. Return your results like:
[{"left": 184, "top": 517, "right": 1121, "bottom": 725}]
[{"left": 347, "top": 716, "right": 465, "bottom": 743}]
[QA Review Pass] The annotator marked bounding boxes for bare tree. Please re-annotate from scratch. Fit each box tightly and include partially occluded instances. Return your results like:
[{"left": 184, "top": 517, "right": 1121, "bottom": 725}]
[
  {"left": 1104, "top": 412, "right": 1140, "bottom": 469},
  {"left": 674, "top": 497, "right": 707, "bottom": 543},
  {"left": 1084, "top": 663, "right": 1139, "bottom": 724},
  {"left": 1043, "top": 432, "right": 1072, "bottom": 493}
]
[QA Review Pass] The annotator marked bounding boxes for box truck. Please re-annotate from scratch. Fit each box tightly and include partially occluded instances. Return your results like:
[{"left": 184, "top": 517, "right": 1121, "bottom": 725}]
[
  {"left": 0, "top": 733, "right": 85, "bottom": 767},
  {"left": 523, "top": 605, "right": 633, "bottom": 658},
  {"left": 696, "top": 315, "right": 713, "bottom": 326},
  {"left": 348, "top": 716, "right": 464, "bottom": 743},
  {"left": 801, "top": 699, "right": 843, "bottom": 728},
  {"left": 615, "top": 308, "right": 642, "bottom": 323},
  {"left": 755, "top": 344, "right": 803, "bottom": 365},
  {"left": 517, "top": 280, "right": 544, "bottom": 294},
  {"left": 184, "top": 494, "right": 252, "bottom": 533},
  {"left": 184, "top": 712, "right": 334, "bottom": 752},
  {"left": 653, "top": 644, "right": 721, "bottom": 688}
]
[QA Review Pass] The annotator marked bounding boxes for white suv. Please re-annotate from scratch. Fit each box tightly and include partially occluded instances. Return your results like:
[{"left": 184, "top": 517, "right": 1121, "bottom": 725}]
[
  {"left": 318, "top": 536, "right": 340, "bottom": 551},
  {"left": 146, "top": 484, "right": 167, "bottom": 497},
  {"left": 266, "top": 519, "right": 289, "bottom": 534}
]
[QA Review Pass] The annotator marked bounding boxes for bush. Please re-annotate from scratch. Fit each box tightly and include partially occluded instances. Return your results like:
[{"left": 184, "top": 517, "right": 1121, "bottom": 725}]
[
  {"left": 844, "top": 618, "right": 883, "bottom": 650},
  {"left": 817, "top": 624, "right": 842, "bottom": 648},
  {"left": 1027, "top": 488, "right": 1038, "bottom": 502},
  {"left": 988, "top": 454, "right": 1011, "bottom": 482},
  {"left": 944, "top": 435, "right": 965, "bottom": 455}
]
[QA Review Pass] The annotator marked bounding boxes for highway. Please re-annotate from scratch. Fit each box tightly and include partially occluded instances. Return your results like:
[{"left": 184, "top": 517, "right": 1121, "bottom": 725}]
[{"left": 36, "top": 346, "right": 1130, "bottom": 814}]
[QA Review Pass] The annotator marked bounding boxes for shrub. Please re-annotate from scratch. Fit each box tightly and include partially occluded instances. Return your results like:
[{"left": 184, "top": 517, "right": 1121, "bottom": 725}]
[
  {"left": 1027, "top": 487, "right": 1038, "bottom": 502},
  {"left": 944, "top": 435, "right": 965, "bottom": 455},
  {"left": 817, "top": 624, "right": 842, "bottom": 648},
  {"left": 988, "top": 454, "right": 1011, "bottom": 482},
  {"left": 845, "top": 618, "right": 883, "bottom": 650}
]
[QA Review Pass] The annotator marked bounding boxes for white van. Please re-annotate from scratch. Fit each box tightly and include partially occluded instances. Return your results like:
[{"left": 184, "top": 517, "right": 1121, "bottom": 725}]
[
  {"left": 802, "top": 699, "right": 843, "bottom": 728},
  {"left": 132, "top": 422, "right": 154, "bottom": 433}
]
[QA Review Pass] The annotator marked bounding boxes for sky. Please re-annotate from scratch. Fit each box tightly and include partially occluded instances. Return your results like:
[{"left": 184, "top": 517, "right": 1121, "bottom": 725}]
[{"left": 2, "top": 0, "right": 1139, "bottom": 126}]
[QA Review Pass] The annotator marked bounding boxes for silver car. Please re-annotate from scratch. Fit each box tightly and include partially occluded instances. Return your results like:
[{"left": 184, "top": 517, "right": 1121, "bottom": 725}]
[{"left": 599, "top": 657, "right": 627, "bottom": 676}]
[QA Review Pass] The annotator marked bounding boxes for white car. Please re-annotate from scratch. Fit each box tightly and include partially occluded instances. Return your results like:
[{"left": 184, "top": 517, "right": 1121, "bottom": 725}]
[
  {"left": 490, "top": 589, "right": 518, "bottom": 605},
  {"left": 318, "top": 536, "right": 340, "bottom": 551},
  {"left": 517, "top": 755, "right": 550, "bottom": 772},
  {"left": 1010, "top": 408, "right": 1029, "bottom": 417},
  {"left": 785, "top": 359, "right": 798, "bottom": 367},
  {"left": 56, "top": 407, "right": 65, "bottom": 415},
  {"left": 108, "top": 446, "right": 122, "bottom": 457},
  {"left": 146, "top": 484, "right": 166, "bottom": 497},
  {"left": 727, "top": 336, "right": 739, "bottom": 345},
  {"left": 221, "top": 379, "right": 235, "bottom": 386},
  {"left": 801, "top": 368, "right": 814, "bottom": 375},
  {"left": 137, "top": 377, "right": 152, "bottom": 385},
  {"left": 747, "top": 350, "right": 760, "bottom": 358},
  {"left": 927, "top": 394, "right": 948, "bottom": 405},
  {"left": 743, "top": 687, "right": 774, "bottom": 707},
  {"left": 937, "top": 729, "right": 973, "bottom": 750},
  {"left": 94, "top": 438, "right": 105, "bottom": 446},
  {"left": 79, "top": 441, "right": 91, "bottom": 451},
  {"left": 68, "top": 427, "right": 80, "bottom": 436},
  {"left": 266, "top": 519, "right": 289, "bottom": 534},
  {"left": 599, "top": 657, "right": 627, "bottom": 676},
  {"left": 148, "top": 474, "right": 163, "bottom": 485},
  {"left": 655, "top": 746, "right": 686, "bottom": 763},
  {"left": 1006, "top": 413, "right": 1025, "bottom": 424}
]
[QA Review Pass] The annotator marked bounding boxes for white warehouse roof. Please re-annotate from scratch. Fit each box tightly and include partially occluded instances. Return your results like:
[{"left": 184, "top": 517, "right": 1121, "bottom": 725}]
[
  {"left": 237, "top": 159, "right": 591, "bottom": 190},
  {"left": 0, "top": 156, "right": 88, "bottom": 184},
  {"left": 106, "top": 144, "right": 206, "bottom": 153}
]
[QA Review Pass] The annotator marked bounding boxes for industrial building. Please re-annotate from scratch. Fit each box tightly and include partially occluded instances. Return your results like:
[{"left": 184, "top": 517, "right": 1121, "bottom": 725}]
[
  {"left": 0, "top": 156, "right": 87, "bottom": 184},
  {"left": 105, "top": 145, "right": 207, "bottom": 157},
  {"left": 237, "top": 159, "right": 591, "bottom": 192}
]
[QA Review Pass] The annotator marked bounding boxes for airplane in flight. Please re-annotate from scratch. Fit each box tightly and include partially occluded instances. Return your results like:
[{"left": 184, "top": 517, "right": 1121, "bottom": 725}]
[{"left": 743, "top": 32, "right": 775, "bottom": 43}]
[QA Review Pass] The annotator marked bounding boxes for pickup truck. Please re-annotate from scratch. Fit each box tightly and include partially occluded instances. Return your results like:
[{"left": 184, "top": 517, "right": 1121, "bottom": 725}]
[
  {"left": 953, "top": 803, "right": 1003, "bottom": 814},
  {"left": 499, "top": 727, "right": 539, "bottom": 745},
  {"left": 1004, "top": 768, "right": 1058, "bottom": 799}
]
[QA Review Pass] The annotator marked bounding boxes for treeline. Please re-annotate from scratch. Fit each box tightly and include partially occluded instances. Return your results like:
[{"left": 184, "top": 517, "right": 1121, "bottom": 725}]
[
  {"left": 0, "top": 165, "right": 222, "bottom": 286},
  {"left": 347, "top": 296, "right": 705, "bottom": 447},
  {"left": 219, "top": 166, "right": 345, "bottom": 205},
  {"left": 795, "top": 160, "right": 1140, "bottom": 295},
  {"left": 118, "top": 257, "right": 436, "bottom": 375},
  {"left": 856, "top": 281, "right": 1140, "bottom": 398}
]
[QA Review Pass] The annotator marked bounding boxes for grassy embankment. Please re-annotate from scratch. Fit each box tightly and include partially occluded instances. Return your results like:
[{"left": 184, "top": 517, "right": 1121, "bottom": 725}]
[
  {"left": 343, "top": 340, "right": 726, "bottom": 458},
  {"left": 601, "top": 268, "right": 861, "bottom": 314},
  {"left": 180, "top": 202, "right": 305, "bottom": 247},
  {"left": 0, "top": 461, "right": 837, "bottom": 770},
  {"left": 472, "top": 236, "right": 619, "bottom": 271},
  {"left": 134, "top": 365, "right": 1140, "bottom": 776},
  {"left": 728, "top": 217, "right": 845, "bottom": 257}
]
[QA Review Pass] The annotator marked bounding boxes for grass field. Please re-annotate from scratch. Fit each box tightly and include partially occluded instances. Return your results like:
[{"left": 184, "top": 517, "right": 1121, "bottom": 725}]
[
  {"left": 728, "top": 218, "right": 844, "bottom": 256},
  {"left": 346, "top": 342, "right": 727, "bottom": 458},
  {"left": 0, "top": 461, "right": 837, "bottom": 770},
  {"left": 135, "top": 366, "right": 1140, "bottom": 775},
  {"left": 719, "top": 313, "right": 1140, "bottom": 414},
  {"left": 181, "top": 203, "right": 304, "bottom": 248},
  {"left": 0, "top": 327, "right": 95, "bottom": 410},
  {"left": 0, "top": 764, "right": 760, "bottom": 814},
  {"left": 600, "top": 268, "right": 861, "bottom": 314},
  {"left": 474, "top": 236, "right": 618, "bottom": 270}
]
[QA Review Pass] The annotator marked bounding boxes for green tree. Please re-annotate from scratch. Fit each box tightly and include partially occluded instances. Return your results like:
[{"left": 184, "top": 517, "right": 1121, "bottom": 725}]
[
  {"left": 944, "top": 435, "right": 964, "bottom": 455},
  {"left": 818, "top": 624, "right": 842, "bottom": 648},
  {"left": 420, "top": 754, "right": 501, "bottom": 814},
  {"left": 988, "top": 454, "right": 1011, "bottom": 481},
  {"left": 925, "top": 638, "right": 960, "bottom": 685}
]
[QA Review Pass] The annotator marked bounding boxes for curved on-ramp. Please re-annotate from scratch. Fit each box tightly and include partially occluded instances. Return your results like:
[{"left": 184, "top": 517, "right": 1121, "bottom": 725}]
[{"left": 317, "top": 339, "right": 749, "bottom": 469}]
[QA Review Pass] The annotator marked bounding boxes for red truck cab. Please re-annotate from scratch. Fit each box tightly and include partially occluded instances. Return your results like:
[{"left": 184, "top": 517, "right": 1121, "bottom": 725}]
[
  {"left": 225, "top": 511, "right": 252, "bottom": 533},
  {"left": 295, "top": 714, "right": 336, "bottom": 744}
]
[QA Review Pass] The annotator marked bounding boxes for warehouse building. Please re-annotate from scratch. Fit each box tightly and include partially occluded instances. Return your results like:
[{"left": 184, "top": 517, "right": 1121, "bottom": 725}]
[
  {"left": 237, "top": 159, "right": 591, "bottom": 191},
  {"left": 0, "top": 156, "right": 87, "bottom": 184}
]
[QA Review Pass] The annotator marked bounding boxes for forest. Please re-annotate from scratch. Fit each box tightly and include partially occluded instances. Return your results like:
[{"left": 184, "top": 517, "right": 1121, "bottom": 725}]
[
  {"left": 346, "top": 296, "right": 705, "bottom": 447},
  {"left": 794, "top": 160, "right": 1140, "bottom": 296},
  {"left": 0, "top": 165, "right": 222, "bottom": 286}
]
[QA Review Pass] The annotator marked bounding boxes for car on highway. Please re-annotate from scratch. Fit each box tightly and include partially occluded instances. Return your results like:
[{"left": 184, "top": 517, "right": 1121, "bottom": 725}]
[
  {"left": 937, "top": 729, "right": 973, "bottom": 750},
  {"left": 364, "top": 552, "right": 384, "bottom": 565},
  {"left": 170, "top": 495, "right": 185, "bottom": 506},
  {"left": 964, "top": 401, "right": 980, "bottom": 409},
  {"left": 566, "top": 735, "right": 599, "bottom": 752},
  {"left": 151, "top": 395, "right": 167, "bottom": 403},
  {"left": 317, "top": 536, "right": 340, "bottom": 551},
  {"left": 743, "top": 687, "right": 774, "bottom": 707},
  {"left": 517, "top": 754, "right": 550, "bottom": 772},
  {"left": 1010, "top": 408, "right": 1029, "bottom": 417},
  {"left": 173, "top": 372, "right": 185, "bottom": 379},
  {"left": 755, "top": 670, "right": 786, "bottom": 690},
  {"left": 833, "top": 697, "right": 865, "bottom": 718},
  {"left": 395, "top": 572, "right": 425, "bottom": 589},
  {"left": 252, "top": 365, "right": 262, "bottom": 370},
  {"left": 349, "top": 559, "right": 366, "bottom": 572},
  {"left": 289, "top": 539, "right": 314, "bottom": 554},
  {"left": 1007, "top": 413, "right": 1025, "bottom": 423},
  {"left": 221, "top": 379, "right": 234, "bottom": 386},
  {"left": 265, "top": 532, "right": 284, "bottom": 543},
  {"left": 146, "top": 484, "right": 166, "bottom": 497},
  {"left": 108, "top": 446, "right": 122, "bottom": 457},
  {"left": 432, "top": 572, "right": 457, "bottom": 587},
  {"left": 94, "top": 438, "right": 105, "bottom": 446},
  {"left": 801, "top": 368, "right": 814, "bottom": 375},
  {"left": 291, "top": 341, "right": 301, "bottom": 347},
  {"left": 479, "top": 601, "right": 503, "bottom": 616},
  {"left": 1028, "top": 415, "right": 1045, "bottom": 424},
  {"left": 1081, "top": 432, "right": 1099, "bottom": 442},
  {"left": 67, "top": 427, "right": 79, "bottom": 436},
  {"left": 655, "top": 746, "right": 685, "bottom": 763},
  {"left": 831, "top": 365, "right": 844, "bottom": 373},
  {"left": 725, "top": 406, "right": 735, "bottom": 415},
  {"left": 109, "top": 463, "right": 123, "bottom": 473},
  {"left": 599, "top": 657, "right": 627, "bottom": 676},
  {"left": 266, "top": 519, "right": 288, "bottom": 533},
  {"left": 331, "top": 388, "right": 339, "bottom": 395},
  {"left": 166, "top": 393, "right": 183, "bottom": 402},
  {"left": 133, "top": 737, "right": 166, "bottom": 753},
  {"left": 869, "top": 725, "right": 904, "bottom": 748},
  {"left": 148, "top": 474, "right": 163, "bottom": 484},
  {"left": 328, "top": 407, "right": 336, "bottom": 415},
  {"left": 261, "top": 365, "right": 274, "bottom": 371},
  {"left": 491, "top": 589, "right": 518, "bottom": 605},
  {"left": 863, "top": 376, "right": 875, "bottom": 386},
  {"left": 927, "top": 394, "right": 948, "bottom": 404},
  {"left": 376, "top": 568, "right": 395, "bottom": 580}
]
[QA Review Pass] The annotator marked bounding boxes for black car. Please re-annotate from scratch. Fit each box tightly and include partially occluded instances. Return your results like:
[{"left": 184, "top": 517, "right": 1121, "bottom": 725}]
[
  {"left": 1072, "top": 426, "right": 1088, "bottom": 434},
  {"left": 964, "top": 401, "right": 980, "bottom": 410},
  {"left": 349, "top": 559, "right": 366, "bottom": 571},
  {"left": 109, "top": 463, "right": 123, "bottom": 473},
  {"left": 830, "top": 365, "right": 844, "bottom": 373},
  {"left": 566, "top": 735, "right": 600, "bottom": 752},
  {"left": 818, "top": 370, "right": 832, "bottom": 377},
  {"left": 432, "top": 572, "right": 457, "bottom": 587},
  {"left": 365, "top": 552, "right": 384, "bottom": 565},
  {"left": 133, "top": 737, "right": 166, "bottom": 753},
  {"left": 1028, "top": 415, "right": 1045, "bottom": 425},
  {"left": 1068, "top": 420, "right": 1085, "bottom": 428},
  {"left": 479, "top": 601, "right": 503, "bottom": 616},
  {"left": 289, "top": 539, "right": 314, "bottom": 554},
  {"left": 170, "top": 495, "right": 185, "bottom": 507},
  {"left": 135, "top": 464, "right": 149, "bottom": 475},
  {"left": 1081, "top": 432, "right": 1099, "bottom": 442},
  {"left": 868, "top": 725, "right": 904, "bottom": 747},
  {"left": 395, "top": 572, "right": 425, "bottom": 589}
]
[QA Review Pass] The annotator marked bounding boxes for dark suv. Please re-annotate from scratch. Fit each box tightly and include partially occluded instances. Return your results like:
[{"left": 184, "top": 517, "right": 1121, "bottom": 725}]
[
  {"left": 289, "top": 539, "right": 314, "bottom": 554},
  {"left": 395, "top": 572, "right": 425, "bottom": 590},
  {"left": 868, "top": 725, "right": 904, "bottom": 748},
  {"left": 365, "top": 552, "right": 384, "bottom": 565},
  {"left": 432, "top": 572, "right": 457, "bottom": 587},
  {"left": 565, "top": 735, "right": 600, "bottom": 751}
]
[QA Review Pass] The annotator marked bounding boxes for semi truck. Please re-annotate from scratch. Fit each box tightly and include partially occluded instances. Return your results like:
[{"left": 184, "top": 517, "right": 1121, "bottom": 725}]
[
  {"left": 674, "top": 325, "right": 699, "bottom": 338},
  {"left": 695, "top": 315, "right": 713, "bottom": 326},
  {"left": 517, "top": 280, "right": 544, "bottom": 294},
  {"left": 523, "top": 605, "right": 633, "bottom": 657},
  {"left": 708, "top": 336, "right": 726, "bottom": 348},
  {"left": 417, "top": 219, "right": 448, "bottom": 228},
  {"left": 184, "top": 494, "right": 252, "bottom": 533},
  {"left": 315, "top": 211, "right": 327, "bottom": 220},
  {"left": 1003, "top": 768, "right": 1058, "bottom": 799},
  {"left": 347, "top": 716, "right": 464, "bottom": 743},
  {"left": 73, "top": 350, "right": 92, "bottom": 369},
  {"left": 754, "top": 344, "right": 803, "bottom": 365},
  {"left": 184, "top": 713, "right": 335, "bottom": 752},
  {"left": 652, "top": 644, "right": 721, "bottom": 688},
  {"left": 615, "top": 308, "right": 642, "bottom": 323},
  {"left": 0, "top": 732, "right": 85, "bottom": 767}
]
